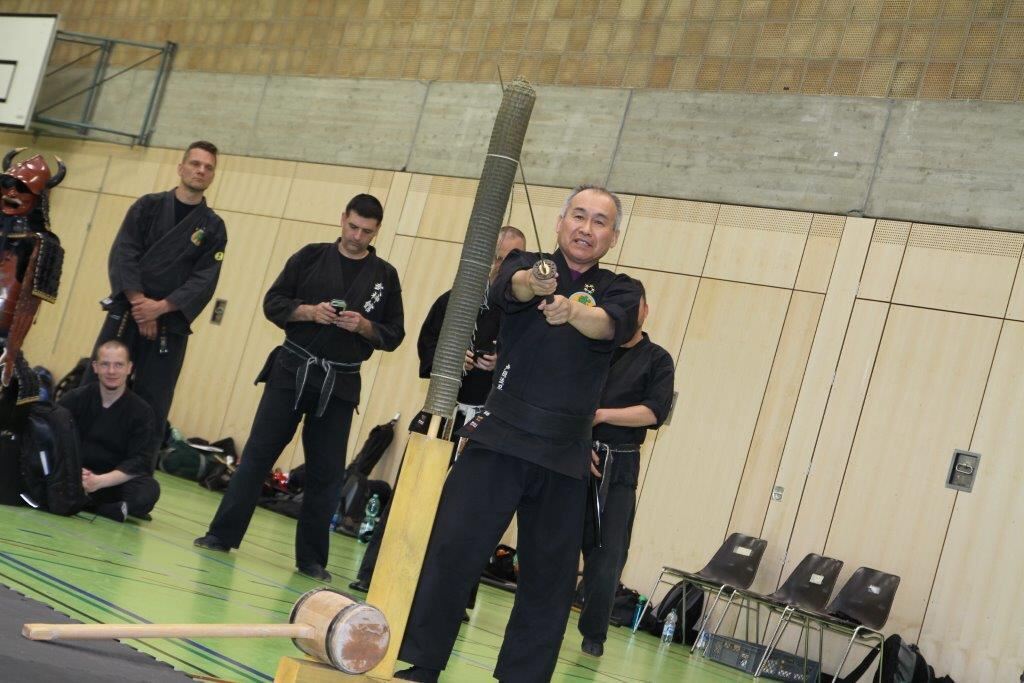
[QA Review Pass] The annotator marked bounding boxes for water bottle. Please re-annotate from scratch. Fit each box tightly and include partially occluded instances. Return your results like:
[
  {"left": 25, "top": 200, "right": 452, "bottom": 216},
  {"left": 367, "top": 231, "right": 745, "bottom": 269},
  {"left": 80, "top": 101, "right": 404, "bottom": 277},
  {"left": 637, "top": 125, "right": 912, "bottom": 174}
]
[
  {"left": 329, "top": 510, "right": 340, "bottom": 532},
  {"left": 357, "top": 494, "right": 381, "bottom": 543},
  {"left": 661, "top": 609, "right": 678, "bottom": 644},
  {"left": 630, "top": 595, "right": 648, "bottom": 631}
]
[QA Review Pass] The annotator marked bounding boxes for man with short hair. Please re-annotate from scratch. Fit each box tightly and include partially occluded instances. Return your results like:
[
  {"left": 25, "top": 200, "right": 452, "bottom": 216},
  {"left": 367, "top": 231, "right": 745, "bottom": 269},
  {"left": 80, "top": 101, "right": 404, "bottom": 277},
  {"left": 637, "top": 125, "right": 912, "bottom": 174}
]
[
  {"left": 195, "top": 194, "right": 405, "bottom": 583},
  {"left": 59, "top": 340, "right": 160, "bottom": 522},
  {"left": 396, "top": 186, "right": 642, "bottom": 683},
  {"left": 578, "top": 281, "right": 675, "bottom": 657},
  {"left": 87, "top": 140, "right": 227, "bottom": 454}
]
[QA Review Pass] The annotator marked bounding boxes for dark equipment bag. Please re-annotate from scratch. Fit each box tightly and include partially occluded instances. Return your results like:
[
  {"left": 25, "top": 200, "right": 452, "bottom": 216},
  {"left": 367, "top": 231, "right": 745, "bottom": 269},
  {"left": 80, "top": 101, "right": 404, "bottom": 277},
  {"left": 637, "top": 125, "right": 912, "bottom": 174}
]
[
  {"left": 643, "top": 580, "right": 704, "bottom": 644},
  {"left": 20, "top": 401, "right": 87, "bottom": 516},
  {"left": 837, "top": 633, "right": 954, "bottom": 683}
]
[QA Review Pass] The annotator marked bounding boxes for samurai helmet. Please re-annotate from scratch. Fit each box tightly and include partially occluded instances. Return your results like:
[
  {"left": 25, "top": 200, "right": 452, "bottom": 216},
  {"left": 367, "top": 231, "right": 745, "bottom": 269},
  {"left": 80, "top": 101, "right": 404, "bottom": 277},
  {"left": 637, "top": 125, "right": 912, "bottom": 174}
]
[{"left": 1, "top": 148, "right": 66, "bottom": 216}]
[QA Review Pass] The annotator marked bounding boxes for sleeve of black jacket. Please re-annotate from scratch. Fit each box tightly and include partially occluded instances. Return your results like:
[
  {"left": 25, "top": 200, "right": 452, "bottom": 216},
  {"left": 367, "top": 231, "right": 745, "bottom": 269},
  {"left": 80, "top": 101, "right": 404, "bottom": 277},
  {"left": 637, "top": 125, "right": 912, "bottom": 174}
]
[
  {"left": 643, "top": 347, "right": 676, "bottom": 428},
  {"left": 365, "top": 264, "right": 405, "bottom": 352},
  {"left": 107, "top": 197, "right": 149, "bottom": 297},
  {"left": 417, "top": 292, "right": 448, "bottom": 379},
  {"left": 165, "top": 215, "right": 227, "bottom": 322}
]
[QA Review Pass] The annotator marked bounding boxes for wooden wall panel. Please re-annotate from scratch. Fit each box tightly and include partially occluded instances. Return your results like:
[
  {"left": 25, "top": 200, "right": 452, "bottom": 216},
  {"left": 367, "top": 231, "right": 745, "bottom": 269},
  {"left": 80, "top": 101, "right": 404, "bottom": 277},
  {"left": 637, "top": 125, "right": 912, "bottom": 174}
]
[
  {"left": 780, "top": 299, "right": 888, "bottom": 575},
  {"left": 756, "top": 217, "right": 874, "bottom": 590},
  {"left": 919, "top": 321, "right": 1024, "bottom": 682},
  {"left": 26, "top": 188, "right": 98, "bottom": 375},
  {"left": 794, "top": 214, "right": 845, "bottom": 293},
  {"left": 617, "top": 197, "right": 718, "bottom": 275},
  {"left": 858, "top": 220, "right": 909, "bottom": 302},
  {"left": 893, "top": 223, "right": 1022, "bottom": 317},
  {"left": 168, "top": 211, "right": 280, "bottom": 441},
  {"left": 50, "top": 194, "right": 134, "bottom": 373},
  {"left": 824, "top": 306, "right": 1000, "bottom": 640},
  {"left": 703, "top": 205, "right": 811, "bottom": 289},
  {"left": 614, "top": 266, "right": 699, "bottom": 364},
  {"left": 282, "top": 164, "right": 375, "bottom": 226},
  {"left": 622, "top": 279, "right": 790, "bottom": 589},
  {"left": 212, "top": 156, "right": 296, "bottom": 218},
  {"left": 395, "top": 174, "right": 431, "bottom": 237},
  {"left": 102, "top": 147, "right": 178, "bottom": 199},
  {"left": 728, "top": 291, "right": 823, "bottom": 552},
  {"left": 415, "top": 176, "right": 478, "bottom": 243},
  {"left": 1004, "top": 257, "right": 1024, "bottom": 322}
]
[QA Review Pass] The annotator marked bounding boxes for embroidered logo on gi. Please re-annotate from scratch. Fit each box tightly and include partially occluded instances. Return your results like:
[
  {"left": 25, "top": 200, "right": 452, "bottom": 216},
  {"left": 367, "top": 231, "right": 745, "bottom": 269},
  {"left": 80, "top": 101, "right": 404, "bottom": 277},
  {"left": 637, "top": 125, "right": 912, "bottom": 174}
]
[
  {"left": 363, "top": 282, "right": 384, "bottom": 313},
  {"left": 497, "top": 364, "right": 510, "bottom": 390},
  {"left": 569, "top": 291, "right": 596, "bottom": 307},
  {"left": 584, "top": 283, "right": 596, "bottom": 294},
  {"left": 214, "top": 251, "right": 225, "bottom": 261},
  {"left": 190, "top": 228, "right": 205, "bottom": 246}
]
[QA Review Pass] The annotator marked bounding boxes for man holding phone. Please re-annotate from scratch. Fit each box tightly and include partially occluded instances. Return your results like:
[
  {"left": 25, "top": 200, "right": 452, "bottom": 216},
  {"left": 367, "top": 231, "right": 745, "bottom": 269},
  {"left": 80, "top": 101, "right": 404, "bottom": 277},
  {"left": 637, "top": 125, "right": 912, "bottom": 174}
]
[{"left": 194, "top": 194, "right": 405, "bottom": 582}]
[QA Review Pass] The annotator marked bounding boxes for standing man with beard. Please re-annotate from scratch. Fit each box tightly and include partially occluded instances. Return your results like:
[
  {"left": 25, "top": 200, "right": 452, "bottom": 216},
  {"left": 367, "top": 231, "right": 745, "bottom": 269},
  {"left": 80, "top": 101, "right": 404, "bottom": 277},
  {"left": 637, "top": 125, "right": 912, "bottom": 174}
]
[
  {"left": 194, "top": 194, "right": 404, "bottom": 583},
  {"left": 88, "top": 141, "right": 226, "bottom": 455},
  {"left": 396, "top": 186, "right": 642, "bottom": 683}
]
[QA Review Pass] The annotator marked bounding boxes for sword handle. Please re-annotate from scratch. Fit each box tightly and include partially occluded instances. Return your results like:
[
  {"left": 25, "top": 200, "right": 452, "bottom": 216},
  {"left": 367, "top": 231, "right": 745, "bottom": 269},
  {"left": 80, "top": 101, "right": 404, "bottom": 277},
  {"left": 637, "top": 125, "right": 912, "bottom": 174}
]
[{"left": 531, "top": 258, "right": 557, "bottom": 304}]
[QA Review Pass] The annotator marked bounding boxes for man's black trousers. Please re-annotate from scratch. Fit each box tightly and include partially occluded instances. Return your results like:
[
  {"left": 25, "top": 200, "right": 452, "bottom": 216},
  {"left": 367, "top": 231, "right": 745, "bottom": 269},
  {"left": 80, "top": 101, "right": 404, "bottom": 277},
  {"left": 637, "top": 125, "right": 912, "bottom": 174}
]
[
  {"left": 205, "top": 383, "right": 354, "bottom": 569},
  {"left": 578, "top": 453, "right": 639, "bottom": 644},
  {"left": 398, "top": 444, "right": 587, "bottom": 682}
]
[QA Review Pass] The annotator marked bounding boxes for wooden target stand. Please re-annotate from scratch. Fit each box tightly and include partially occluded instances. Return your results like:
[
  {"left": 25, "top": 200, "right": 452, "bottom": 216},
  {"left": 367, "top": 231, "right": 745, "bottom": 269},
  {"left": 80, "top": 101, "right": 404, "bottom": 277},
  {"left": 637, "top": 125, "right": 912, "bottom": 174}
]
[{"left": 277, "top": 424, "right": 453, "bottom": 682}]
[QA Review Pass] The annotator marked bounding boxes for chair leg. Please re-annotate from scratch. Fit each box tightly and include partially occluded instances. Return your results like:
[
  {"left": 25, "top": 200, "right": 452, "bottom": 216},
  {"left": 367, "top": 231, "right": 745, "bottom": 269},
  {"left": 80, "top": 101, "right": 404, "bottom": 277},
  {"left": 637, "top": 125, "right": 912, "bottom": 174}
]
[
  {"left": 633, "top": 569, "right": 666, "bottom": 633},
  {"left": 830, "top": 625, "right": 865, "bottom": 683},
  {"left": 710, "top": 588, "right": 738, "bottom": 636},
  {"left": 691, "top": 585, "right": 727, "bottom": 654},
  {"left": 754, "top": 606, "right": 793, "bottom": 678}
]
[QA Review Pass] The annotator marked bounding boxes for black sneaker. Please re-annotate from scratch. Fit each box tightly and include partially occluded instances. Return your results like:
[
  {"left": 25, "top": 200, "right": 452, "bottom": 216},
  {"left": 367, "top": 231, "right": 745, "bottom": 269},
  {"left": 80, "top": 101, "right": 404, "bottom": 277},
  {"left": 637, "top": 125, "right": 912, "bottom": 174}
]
[
  {"left": 581, "top": 638, "right": 604, "bottom": 657},
  {"left": 193, "top": 534, "right": 230, "bottom": 552},
  {"left": 393, "top": 666, "right": 440, "bottom": 682},
  {"left": 96, "top": 502, "right": 128, "bottom": 523},
  {"left": 348, "top": 578, "right": 370, "bottom": 593},
  {"left": 297, "top": 564, "right": 332, "bottom": 582}
]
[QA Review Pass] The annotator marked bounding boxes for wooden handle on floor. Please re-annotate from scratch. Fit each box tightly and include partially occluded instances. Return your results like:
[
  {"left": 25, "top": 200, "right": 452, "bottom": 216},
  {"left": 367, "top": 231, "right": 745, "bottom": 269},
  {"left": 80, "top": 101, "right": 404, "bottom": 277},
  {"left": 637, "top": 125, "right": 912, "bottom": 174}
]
[{"left": 23, "top": 622, "right": 316, "bottom": 641}]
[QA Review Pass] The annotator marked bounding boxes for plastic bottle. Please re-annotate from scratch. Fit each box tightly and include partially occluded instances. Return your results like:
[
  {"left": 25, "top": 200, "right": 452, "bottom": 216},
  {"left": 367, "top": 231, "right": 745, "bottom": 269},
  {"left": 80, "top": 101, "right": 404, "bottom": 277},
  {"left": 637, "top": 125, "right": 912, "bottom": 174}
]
[
  {"left": 631, "top": 595, "right": 648, "bottom": 631},
  {"left": 357, "top": 494, "right": 381, "bottom": 543},
  {"left": 329, "top": 510, "right": 340, "bottom": 532},
  {"left": 661, "top": 609, "right": 678, "bottom": 644}
]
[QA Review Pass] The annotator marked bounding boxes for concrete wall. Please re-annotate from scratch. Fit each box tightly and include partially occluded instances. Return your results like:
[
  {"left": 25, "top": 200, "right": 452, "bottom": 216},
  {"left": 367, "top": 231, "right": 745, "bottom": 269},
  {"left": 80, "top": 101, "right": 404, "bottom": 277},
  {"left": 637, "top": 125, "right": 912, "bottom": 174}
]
[{"left": 29, "top": 68, "right": 1024, "bottom": 232}]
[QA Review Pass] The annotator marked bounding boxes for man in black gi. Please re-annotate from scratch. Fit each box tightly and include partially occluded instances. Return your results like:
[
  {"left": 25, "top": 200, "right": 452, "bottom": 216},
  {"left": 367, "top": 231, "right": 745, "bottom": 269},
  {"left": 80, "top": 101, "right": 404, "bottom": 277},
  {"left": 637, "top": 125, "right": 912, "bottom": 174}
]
[
  {"left": 396, "top": 186, "right": 641, "bottom": 683},
  {"left": 348, "top": 226, "right": 525, "bottom": 594},
  {"left": 194, "top": 194, "right": 404, "bottom": 582},
  {"left": 88, "top": 140, "right": 226, "bottom": 453},
  {"left": 578, "top": 281, "right": 675, "bottom": 657},
  {"left": 59, "top": 340, "right": 160, "bottom": 522}
]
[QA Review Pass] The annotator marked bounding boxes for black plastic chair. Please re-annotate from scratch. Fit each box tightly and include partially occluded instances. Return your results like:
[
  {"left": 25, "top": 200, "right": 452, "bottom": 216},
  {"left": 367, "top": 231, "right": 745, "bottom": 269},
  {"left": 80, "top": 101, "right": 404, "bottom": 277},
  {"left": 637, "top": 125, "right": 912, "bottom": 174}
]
[
  {"left": 634, "top": 532, "right": 767, "bottom": 651},
  {"left": 799, "top": 566, "right": 901, "bottom": 682},
  {"left": 742, "top": 553, "right": 844, "bottom": 678}
]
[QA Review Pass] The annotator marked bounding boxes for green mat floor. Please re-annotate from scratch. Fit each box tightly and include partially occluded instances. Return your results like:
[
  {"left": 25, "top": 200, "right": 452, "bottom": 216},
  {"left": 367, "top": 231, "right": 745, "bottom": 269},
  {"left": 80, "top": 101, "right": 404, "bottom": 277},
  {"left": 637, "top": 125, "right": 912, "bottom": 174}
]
[{"left": 0, "top": 473, "right": 749, "bottom": 682}]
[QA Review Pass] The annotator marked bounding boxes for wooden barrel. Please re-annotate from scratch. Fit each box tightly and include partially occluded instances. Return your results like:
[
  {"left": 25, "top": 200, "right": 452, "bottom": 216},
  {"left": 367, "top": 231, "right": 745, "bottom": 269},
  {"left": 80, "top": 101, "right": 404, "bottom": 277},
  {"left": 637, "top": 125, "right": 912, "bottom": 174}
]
[{"left": 289, "top": 587, "right": 390, "bottom": 674}]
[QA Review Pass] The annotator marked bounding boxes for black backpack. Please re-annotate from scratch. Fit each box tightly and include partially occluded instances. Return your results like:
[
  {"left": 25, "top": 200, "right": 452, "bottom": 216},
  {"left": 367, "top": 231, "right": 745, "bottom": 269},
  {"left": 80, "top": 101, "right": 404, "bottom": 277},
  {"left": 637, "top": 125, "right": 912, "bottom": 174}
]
[
  {"left": 838, "top": 633, "right": 954, "bottom": 683},
  {"left": 609, "top": 584, "right": 643, "bottom": 627},
  {"left": 20, "top": 401, "right": 88, "bottom": 516},
  {"left": 53, "top": 358, "right": 89, "bottom": 402},
  {"left": 643, "top": 580, "right": 704, "bottom": 644}
]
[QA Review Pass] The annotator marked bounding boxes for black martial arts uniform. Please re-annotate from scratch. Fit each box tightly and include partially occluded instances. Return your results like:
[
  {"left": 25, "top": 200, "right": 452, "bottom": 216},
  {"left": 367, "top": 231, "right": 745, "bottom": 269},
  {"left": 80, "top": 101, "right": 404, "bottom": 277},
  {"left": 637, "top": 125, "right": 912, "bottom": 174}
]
[
  {"left": 355, "top": 289, "right": 499, "bottom": 587},
  {"left": 58, "top": 383, "right": 161, "bottom": 518},
  {"left": 578, "top": 332, "right": 674, "bottom": 645},
  {"left": 89, "top": 190, "right": 227, "bottom": 453},
  {"left": 203, "top": 242, "right": 404, "bottom": 571},
  {"left": 399, "top": 249, "right": 641, "bottom": 682}
]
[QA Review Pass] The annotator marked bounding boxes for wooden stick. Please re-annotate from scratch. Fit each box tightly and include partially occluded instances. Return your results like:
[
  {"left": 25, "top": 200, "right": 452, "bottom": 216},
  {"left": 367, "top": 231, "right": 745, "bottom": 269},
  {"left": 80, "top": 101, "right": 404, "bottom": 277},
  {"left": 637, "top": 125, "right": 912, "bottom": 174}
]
[{"left": 23, "top": 622, "right": 315, "bottom": 641}]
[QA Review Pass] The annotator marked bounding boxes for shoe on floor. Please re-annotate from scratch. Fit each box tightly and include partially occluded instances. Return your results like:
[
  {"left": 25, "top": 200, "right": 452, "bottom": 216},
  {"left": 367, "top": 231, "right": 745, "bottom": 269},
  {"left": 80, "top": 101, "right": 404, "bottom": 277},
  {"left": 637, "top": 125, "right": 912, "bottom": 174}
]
[
  {"left": 132, "top": 512, "right": 153, "bottom": 521},
  {"left": 193, "top": 534, "right": 230, "bottom": 552},
  {"left": 348, "top": 578, "right": 370, "bottom": 593},
  {"left": 297, "top": 564, "right": 332, "bottom": 582},
  {"left": 461, "top": 611, "right": 470, "bottom": 623},
  {"left": 393, "top": 666, "right": 440, "bottom": 682},
  {"left": 581, "top": 638, "right": 604, "bottom": 657},
  {"left": 95, "top": 501, "right": 128, "bottom": 523}
]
